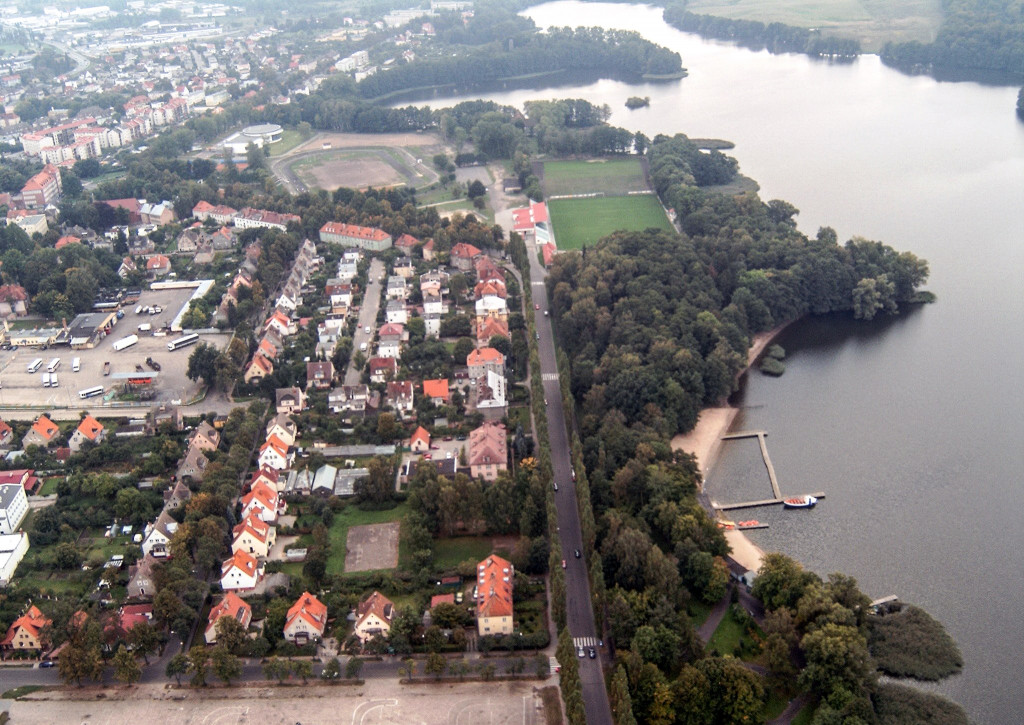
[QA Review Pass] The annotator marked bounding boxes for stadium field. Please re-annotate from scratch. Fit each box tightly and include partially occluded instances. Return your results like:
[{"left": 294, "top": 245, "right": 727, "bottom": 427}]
[
  {"left": 542, "top": 158, "right": 647, "bottom": 197},
  {"left": 548, "top": 195, "right": 673, "bottom": 249}
]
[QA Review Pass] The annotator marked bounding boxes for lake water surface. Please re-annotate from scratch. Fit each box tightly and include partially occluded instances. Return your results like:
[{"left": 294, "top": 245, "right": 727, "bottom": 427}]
[{"left": 425, "top": 3, "right": 1024, "bottom": 720}]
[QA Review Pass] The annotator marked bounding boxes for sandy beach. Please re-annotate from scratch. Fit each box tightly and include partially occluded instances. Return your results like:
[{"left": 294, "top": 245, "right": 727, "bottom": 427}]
[{"left": 670, "top": 323, "right": 793, "bottom": 572}]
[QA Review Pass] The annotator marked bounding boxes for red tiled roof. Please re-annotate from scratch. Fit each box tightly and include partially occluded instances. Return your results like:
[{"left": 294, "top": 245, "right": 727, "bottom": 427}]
[
  {"left": 476, "top": 555, "right": 514, "bottom": 618},
  {"left": 319, "top": 222, "right": 389, "bottom": 241},
  {"left": 422, "top": 379, "right": 449, "bottom": 401},
  {"left": 30, "top": 415, "right": 59, "bottom": 441},
  {"left": 286, "top": 591, "right": 327, "bottom": 634},
  {"left": 75, "top": 414, "right": 104, "bottom": 441}
]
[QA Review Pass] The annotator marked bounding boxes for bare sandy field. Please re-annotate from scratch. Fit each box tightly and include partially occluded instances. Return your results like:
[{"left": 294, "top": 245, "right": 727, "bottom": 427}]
[
  {"left": 297, "top": 154, "right": 406, "bottom": 191},
  {"left": 345, "top": 522, "right": 400, "bottom": 572}
]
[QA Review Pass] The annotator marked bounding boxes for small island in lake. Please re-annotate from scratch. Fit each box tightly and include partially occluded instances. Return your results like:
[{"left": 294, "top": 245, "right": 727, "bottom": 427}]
[{"left": 625, "top": 95, "right": 650, "bottom": 109}]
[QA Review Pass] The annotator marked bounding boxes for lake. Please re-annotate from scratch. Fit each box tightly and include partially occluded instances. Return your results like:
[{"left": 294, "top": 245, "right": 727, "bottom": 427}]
[{"left": 421, "top": 2, "right": 1024, "bottom": 721}]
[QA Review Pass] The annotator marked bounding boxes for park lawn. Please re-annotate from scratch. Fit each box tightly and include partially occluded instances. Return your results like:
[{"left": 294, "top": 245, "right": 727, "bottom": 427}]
[
  {"left": 687, "top": 599, "right": 715, "bottom": 627},
  {"left": 548, "top": 195, "right": 673, "bottom": 250},
  {"left": 542, "top": 158, "right": 647, "bottom": 197},
  {"left": 708, "top": 607, "right": 766, "bottom": 661},
  {"left": 328, "top": 501, "right": 410, "bottom": 575},
  {"left": 432, "top": 536, "right": 500, "bottom": 570},
  {"left": 268, "top": 128, "right": 312, "bottom": 156}
]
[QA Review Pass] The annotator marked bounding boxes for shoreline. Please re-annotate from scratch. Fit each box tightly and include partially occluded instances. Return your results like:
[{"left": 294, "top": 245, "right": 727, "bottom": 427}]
[{"left": 670, "top": 320, "right": 797, "bottom": 572}]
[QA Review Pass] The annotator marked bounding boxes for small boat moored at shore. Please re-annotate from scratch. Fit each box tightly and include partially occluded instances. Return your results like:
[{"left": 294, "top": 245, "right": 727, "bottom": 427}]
[{"left": 783, "top": 495, "right": 817, "bottom": 509}]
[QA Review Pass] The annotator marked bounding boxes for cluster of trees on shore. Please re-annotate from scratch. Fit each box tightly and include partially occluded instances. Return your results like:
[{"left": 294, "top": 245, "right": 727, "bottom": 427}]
[
  {"left": 355, "top": 26, "right": 683, "bottom": 100},
  {"left": 881, "top": 0, "right": 1024, "bottom": 76},
  {"left": 662, "top": 1, "right": 861, "bottom": 60}
]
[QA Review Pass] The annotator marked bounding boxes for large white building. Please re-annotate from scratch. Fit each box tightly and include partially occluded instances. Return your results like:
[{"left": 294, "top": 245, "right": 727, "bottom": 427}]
[
  {"left": 0, "top": 532, "right": 29, "bottom": 585},
  {"left": 0, "top": 484, "right": 28, "bottom": 535}
]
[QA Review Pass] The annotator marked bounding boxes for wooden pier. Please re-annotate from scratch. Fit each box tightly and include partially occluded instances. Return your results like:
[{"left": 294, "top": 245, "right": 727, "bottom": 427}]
[
  {"left": 714, "top": 494, "right": 826, "bottom": 511},
  {"left": 714, "top": 430, "right": 826, "bottom": 511}
]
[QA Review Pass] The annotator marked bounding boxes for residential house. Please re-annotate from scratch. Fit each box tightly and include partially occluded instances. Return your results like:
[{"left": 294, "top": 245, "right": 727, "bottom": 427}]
[
  {"left": 393, "top": 256, "right": 414, "bottom": 278},
  {"left": 163, "top": 480, "right": 192, "bottom": 510},
  {"left": 475, "top": 294, "right": 508, "bottom": 322},
  {"left": 188, "top": 421, "right": 220, "bottom": 453},
  {"left": 386, "top": 275, "right": 407, "bottom": 300},
  {"left": 140, "top": 201, "right": 176, "bottom": 226},
  {"left": 468, "top": 422, "right": 507, "bottom": 481},
  {"left": 241, "top": 481, "right": 280, "bottom": 523},
  {"left": 467, "top": 347, "right": 506, "bottom": 378},
  {"left": 476, "top": 555, "right": 514, "bottom": 636},
  {"left": 385, "top": 299, "right": 408, "bottom": 325},
  {"left": 368, "top": 357, "right": 397, "bottom": 383},
  {"left": 264, "top": 310, "right": 295, "bottom": 339},
  {"left": 410, "top": 426, "right": 430, "bottom": 453},
  {"left": 422, "top": 292, "right": 444, "bottom": 316},
  {"left": 476, "top": 317, "right": 509, "bottom": 346},
  {"left": 243, "top": 353, "right": 274, "bottom": 383},
  {"left": 258, "top": 434, "right": 292, "bottom": 471},
  {"left": 419, "top": 270, "right": 447, "bottom": 296},
  {"left": 126, "top": 555, "right": 156, "bottom": 599},
  {"left": 424, "top": 312, "right": 441, "bottom": 339},
  {"left": 450, "top": 242, "right": 482, "bottom": 271},
  {"left": 475, "top": 256, "right": 504, "bottom": 285},
  {"left": 306, "top": 361, "right": 334, "bottom": 390},
  {"left": 422, "top": 239, "right": 435, "bottom": 261},
  {"left": 377, "top": 323, "right": 405, "bottom": 360},
  {"left": 0, "top": 483, "right": 28, "bottom": 535},
  {"left": 336, "top": 258, "right": 359, "bottom": 281},
  {"left": 283, "top": 591, "right": 328, "bottom": 643},
  {"left": 265, "top": 414, "right": 297, "bottom": 448},
  {"left": 22, "top": 415, "right": 60, "bottom": 448},
  {"left": 385, "top": 381, "right": 414, "bottom": 419},
  {"left": 353, "top": 590, "right": 394, "bottom": 644},
  {"left": 205, "top": 592, "right": 252, "bottom": 644},
  {"left": 141, "top": 509, "right": 178, "bottom": 557},
  {"left": 0, "top": 421, "right": 13, "bottom": 448},
  {"left": 117, "top": 257, "right": 137, "bottom": 279},
  {"left": 275, "top": 387, "right": 306, "bottom": 414},
  {"left": 1, "top": 605, "right": 51, "bottom": 652},
  {"left": 150, "top": 403, "right": 183, "bottom": 431},
  {"left": 146, "top": 254, "right": 171, "bottom": 278},
  {"left": 475, "top": 370, "right": 507, "bottom": 410},
  {"left": 192, "top": 201, "right": 238, "bottom": 225},
  {"left": 422, "top": 379, "right": 450, "bottom": 406},
  {"left": 15, "top": 164, "right": 61, "bottom": 209},
  {"left": 0, "top": 284, "right": 29, "bottom": 317},
  {"left": 68, "top": 415, "right": 105, "bottom": 454},
  {"left": 249, "top": 467, "right": 281, "bottom": 494},
  {"left": 177, "top": 445, "right": 209, "bottom": 482},
  {"left": 473, "top": 279, "right": 506, "bottom": 300},
  {"left": 219, "top": 549, "right": 262, "bottom": 591},
  {"left": 231, "top": 514, "right": 276, "bottom": 558},
  {"left": 329, "top": 385, "right": 371, "bottom": 417},
  {"left": 394, "top": 233, "right": 419, "bottom": 252}
]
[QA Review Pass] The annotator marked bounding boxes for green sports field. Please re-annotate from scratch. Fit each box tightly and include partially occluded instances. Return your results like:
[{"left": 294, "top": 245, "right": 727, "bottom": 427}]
[
  {"left": 542, "top": 158, "right": 648, "bottom": 197},
  {"left": 549, "top": 195, "right": 674, "bottom": 249}
]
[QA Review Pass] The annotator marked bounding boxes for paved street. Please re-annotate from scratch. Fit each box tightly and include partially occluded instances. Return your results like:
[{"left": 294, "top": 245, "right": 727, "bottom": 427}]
[
  {"left": 346, "top": 258, "right": 385, "bottom": 385},
  {"left": 527, "top": 240, "right": 614, "bottom": 725}
]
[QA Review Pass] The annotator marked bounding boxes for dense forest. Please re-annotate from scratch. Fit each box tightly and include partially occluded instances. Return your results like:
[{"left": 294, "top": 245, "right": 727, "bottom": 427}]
[
  {"left": 662, "top": 1, "right": 861, "bottom": 60},
  {"left": 881, "top": 0, "right": 1024, "bottom": 76},
  {"left": 355, "top": 26, "right": 684, "bottom": 100},
  {"left": 543, "top": 134, "right": 964, "bottom": 722}
]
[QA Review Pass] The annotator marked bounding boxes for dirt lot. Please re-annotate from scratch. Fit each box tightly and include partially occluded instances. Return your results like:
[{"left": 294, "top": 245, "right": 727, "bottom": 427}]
[
  {"left": 10, "top": 680, "right": 545, "bottom": 724},
  {"left": 345, "top": 522, "right": 400, "bottom": 572},
  {"left": 295, "top": 152, "right": 406, "bottom": 191},
  {"left": 0, "top": 288, "right": 229, "bottom": 409},
  {"left": 293, "top": 131, "right": 445, "bottom": 153}
]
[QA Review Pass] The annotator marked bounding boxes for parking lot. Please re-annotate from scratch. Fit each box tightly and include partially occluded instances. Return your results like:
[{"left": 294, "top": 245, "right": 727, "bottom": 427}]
[{"left": 0, "top": 288, "right": 229, "bottom": 408}]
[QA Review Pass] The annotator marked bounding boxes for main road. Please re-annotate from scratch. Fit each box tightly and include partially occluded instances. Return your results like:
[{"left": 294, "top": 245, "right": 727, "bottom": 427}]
[
  {"left": 527, "top": 244, "right": 613, "bottom": 725},
  {"left": 345, "top": 258, "right": 385, "bottom": 385}
]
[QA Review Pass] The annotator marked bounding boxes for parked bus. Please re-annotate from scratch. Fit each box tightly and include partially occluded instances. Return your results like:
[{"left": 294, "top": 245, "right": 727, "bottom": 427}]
[
  {"left": 27, "top": 358, "right": 43, "bottom": 373},
  {"left": 41, "top": 372, "right": 51, "bottom": 388},
  {"left": 72, "top": 357, "right": 81, "bottom": 372},
  {"left": 167, "top": 333, "right": 199, "bottom": 352},
  {"left": 78, "top": 385, "right": 104, "bottom": 399},
  {"left": 112, "top": 334, "right": 139, "bottom": 352},
  {"left": 46, "top": 357, "right": 60, "bottom": 373}
]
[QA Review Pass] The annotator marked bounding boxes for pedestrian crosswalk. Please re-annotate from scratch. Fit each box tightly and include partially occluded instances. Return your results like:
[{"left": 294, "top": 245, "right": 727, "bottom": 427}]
[
  {"left": 573, "top": 636, "right": 599, "bottom": 649},
  {"left": 542, "top": 373, "right": 559, "bottom": 381},
  {"left": 549, "top": 656, "right": 560, "bottom": 674}
]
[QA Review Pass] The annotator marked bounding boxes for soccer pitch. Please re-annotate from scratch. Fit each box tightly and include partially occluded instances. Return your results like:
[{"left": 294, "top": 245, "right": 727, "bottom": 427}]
[
  {"left": 548, "top": 195, "right": 674, "bottom": 249},
  {"left": 542, "top": 158, "right": 648, "bottom": 197}
]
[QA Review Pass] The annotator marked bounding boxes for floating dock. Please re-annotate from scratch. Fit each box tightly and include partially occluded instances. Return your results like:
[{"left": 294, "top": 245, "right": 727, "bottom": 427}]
[{"left": 714, "top": 429, "right": 826, "bottom": 511}]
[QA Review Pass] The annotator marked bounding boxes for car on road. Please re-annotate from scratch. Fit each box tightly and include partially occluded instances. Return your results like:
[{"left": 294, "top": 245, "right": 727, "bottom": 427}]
[
  {"left": 577, "top": 646, "right": 585, "bottom": 658},
  {"left": 588, "top": 647, "right": 596, "bottom": 659},
  {"left": 553, "top": 482, "right": 558, "bottom": 491},
  {"left": 535, "top": 303, "right": 540, "bottom": 310},
  {"left": 40, "top": 660, "right": 55, "bottom": 668},
  {"left": 536, "top": 331, "right": 540, "bottom": 340},
  {"left": 364, "top": 326, "right": 371, "bottom": 334},
  {"left": 544, "top": 310, "right": 549, "bottom": 316},
  {"left": 561, "top": 559, "right": 566, "bottom": 569},
  {"left": 423, "top": 453, "right": 432, "bottom": 460},
  {"left": 574, "top": 549, "right": 581, "bottom": 558}
]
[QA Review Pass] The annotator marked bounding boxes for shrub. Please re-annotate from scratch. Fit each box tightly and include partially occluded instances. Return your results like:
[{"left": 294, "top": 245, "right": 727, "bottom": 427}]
[{"left": 868, "top": 605, "right": 963, "bottom": 680}]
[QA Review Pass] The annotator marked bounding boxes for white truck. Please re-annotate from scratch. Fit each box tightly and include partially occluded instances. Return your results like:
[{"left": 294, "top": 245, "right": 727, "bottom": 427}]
[{"left": 113, "top": 334, "right": 139, "bottom": 352}]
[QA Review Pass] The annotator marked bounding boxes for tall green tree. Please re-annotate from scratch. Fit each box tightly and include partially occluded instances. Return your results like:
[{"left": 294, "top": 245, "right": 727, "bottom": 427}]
[{"left": 112, "top": 645, "right": 142, "bottom": 685}]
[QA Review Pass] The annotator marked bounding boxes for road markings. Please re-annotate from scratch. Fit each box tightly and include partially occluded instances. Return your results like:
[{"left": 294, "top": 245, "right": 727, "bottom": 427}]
[
  {"left": 573, "top": 636, "right": 598, "bottom": 648},
  {"left": 541, "top": 373, "right": 559, "bottom": 381}
]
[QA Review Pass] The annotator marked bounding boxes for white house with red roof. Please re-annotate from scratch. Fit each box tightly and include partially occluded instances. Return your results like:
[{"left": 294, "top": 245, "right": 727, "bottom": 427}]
[
  {"left": 69, "top": 415, "right": 105, "bottom": 454},
  {"left": 241, "top": 481, "right": 280, "bottom": 523},
  {"left": 319, "top": 222, "right": 392, "bottom": 251},
  {"left": 476, "top": 554, "right": 514, "bottom": 636},
  {"left": 205, "top": 592, "right": 252, "bottom": 644},
  {"left": 450, "top": 242, "right": 482, "bottom": 271},
  {"left": 231, "top": 514, "right": 276, "bottom": 558},
  {"left": 467, "top": 347, "right": 506, "bottom": 378},
  {"left": 353, "top": 591, "right": 394, "bottom": 644},
  {"left": 220, "top": 549, "right": 262, "bottom": 591},
  {"left": 410, "top": 426, "right": 430, "bottom": 453},
  {"left": 283, "top": 591, "right": 328, "bottom": 643},
  {"left": 146, "top": 254, "right": 171, "bottom": 278},
  {"left": 258, "top": 434, "right": 291, "bottom": 471}
]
